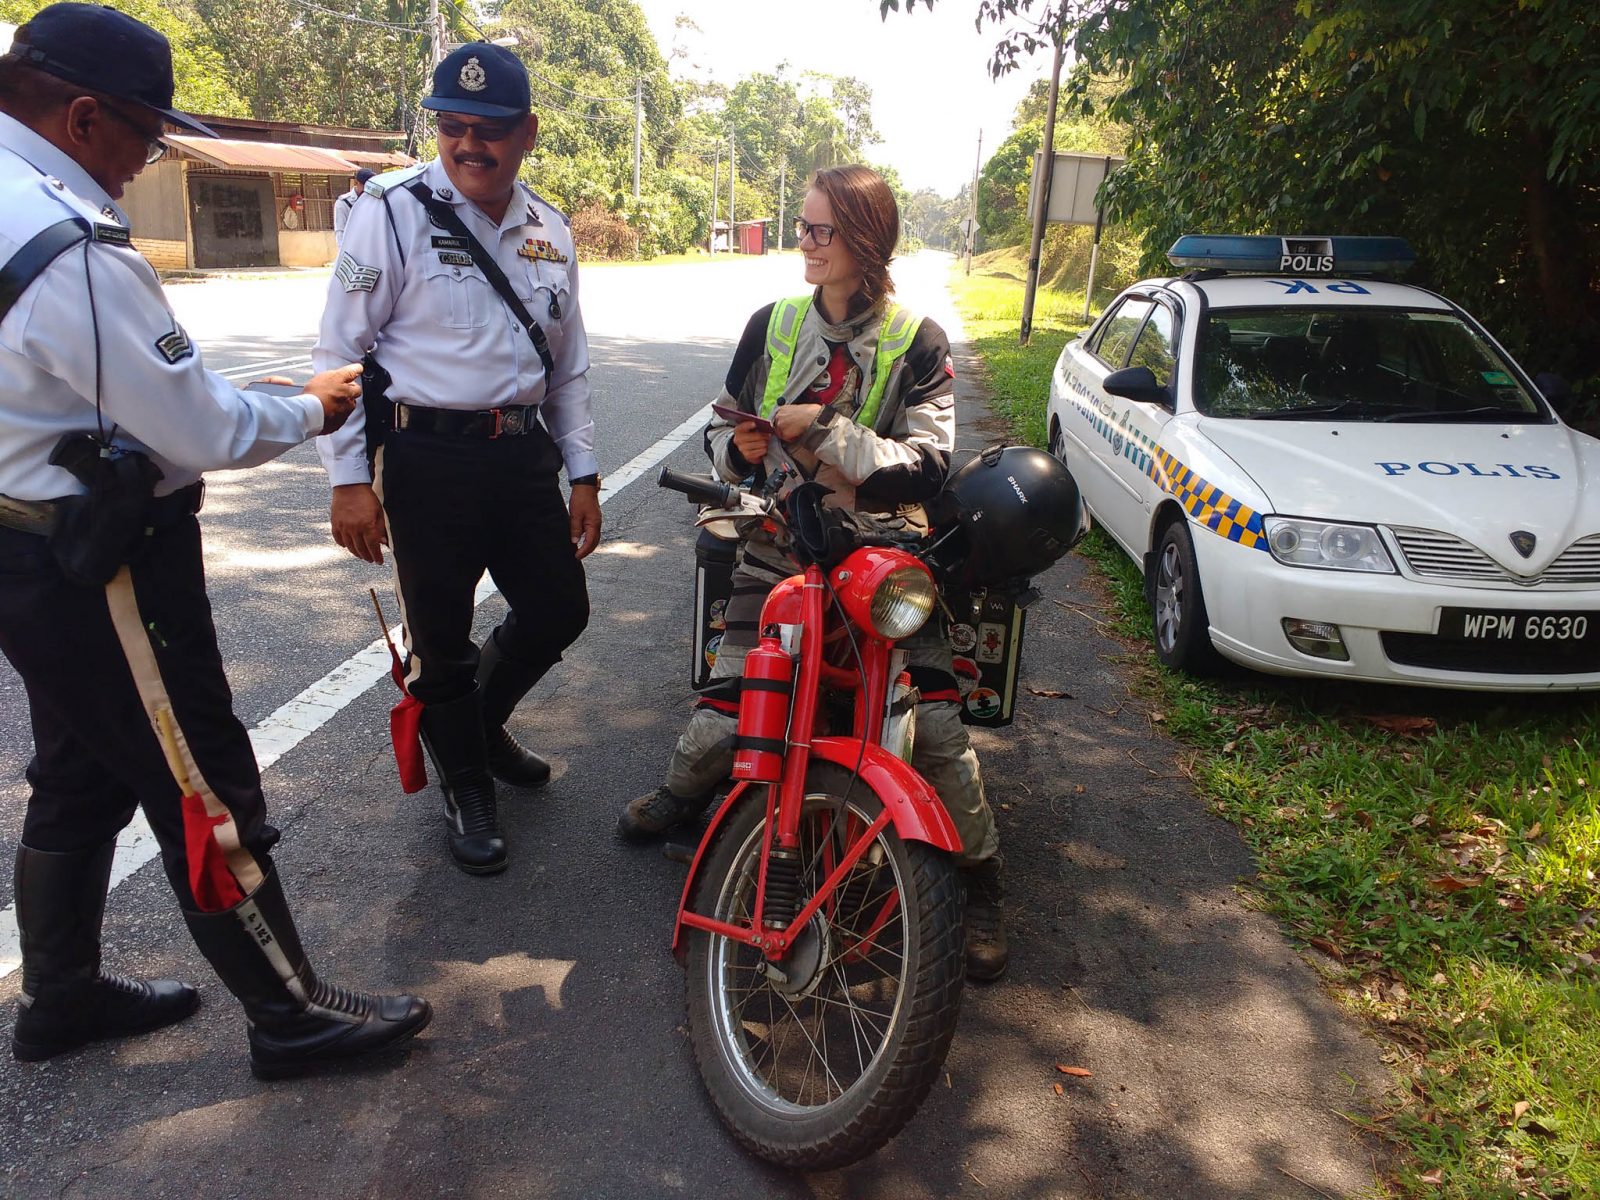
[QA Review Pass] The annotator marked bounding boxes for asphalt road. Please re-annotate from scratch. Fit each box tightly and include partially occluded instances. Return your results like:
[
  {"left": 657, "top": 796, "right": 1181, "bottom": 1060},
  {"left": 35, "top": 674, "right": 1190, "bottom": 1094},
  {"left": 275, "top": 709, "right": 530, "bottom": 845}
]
[{"left": 0, "top": 252, "right": 1387, "bottom": 1198}]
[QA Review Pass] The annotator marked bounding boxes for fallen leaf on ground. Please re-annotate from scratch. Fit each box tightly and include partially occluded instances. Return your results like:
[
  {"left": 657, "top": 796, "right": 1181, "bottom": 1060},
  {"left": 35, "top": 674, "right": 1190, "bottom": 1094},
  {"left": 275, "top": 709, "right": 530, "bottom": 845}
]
[
  {"left": 1418, "top": 1168, "right": 1443, "bottom": 1185},
  {"left": 1309, "top": 936, "right": 1345, "bottom": 960},
  {"left": 1513, "top": 1100, "right": 1530, "bottom": 1122},
  {"left": 1360, "top": 714, "right": 1437, "bottom": 735},
  {"left": 1053, "top": 1083, "right": 1064, "bottom": 1096},
  {"left": 1149, "top": 711, "right": 1166, "bottom": 723},
  {"left": 1028, "top": 687, "right": 1072, "bottom": 699},
  {"left": 1428, "top": 874, "right": 1485, "bottom": 892},
  {"left": 1056, "top": 1064, "right": 1093, "bottom": 1077}
]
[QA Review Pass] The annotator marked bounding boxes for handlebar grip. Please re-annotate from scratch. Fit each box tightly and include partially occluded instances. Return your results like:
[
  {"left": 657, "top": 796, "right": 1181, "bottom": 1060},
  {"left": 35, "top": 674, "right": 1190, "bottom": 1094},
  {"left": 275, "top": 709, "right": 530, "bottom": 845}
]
[{"left": 657, "top": 466, "right": 737, "bottom": 508}]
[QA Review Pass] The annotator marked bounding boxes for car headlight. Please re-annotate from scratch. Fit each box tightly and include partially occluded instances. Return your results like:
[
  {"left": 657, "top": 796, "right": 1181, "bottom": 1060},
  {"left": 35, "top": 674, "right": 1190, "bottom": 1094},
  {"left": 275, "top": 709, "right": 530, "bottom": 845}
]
[
  {"left": 1262, "top": 517, "right": 1396, "bottom": 573},
  {"left": 869, "top": 567, "right": 936, "bottom": 639}
]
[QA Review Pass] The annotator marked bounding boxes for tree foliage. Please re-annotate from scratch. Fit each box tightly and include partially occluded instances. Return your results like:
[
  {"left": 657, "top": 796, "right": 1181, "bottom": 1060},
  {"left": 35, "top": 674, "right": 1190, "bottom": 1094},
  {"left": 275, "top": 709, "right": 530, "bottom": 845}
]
[{"left": 891, "top": 0, "right": 1600, "bottom": 377}]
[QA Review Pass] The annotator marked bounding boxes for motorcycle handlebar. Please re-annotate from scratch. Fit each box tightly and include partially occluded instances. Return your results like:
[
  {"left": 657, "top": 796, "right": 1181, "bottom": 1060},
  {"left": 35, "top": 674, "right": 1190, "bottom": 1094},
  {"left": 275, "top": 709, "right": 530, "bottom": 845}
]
[{"left": 657, "top": 467, "right": 739, "bottom": 509}]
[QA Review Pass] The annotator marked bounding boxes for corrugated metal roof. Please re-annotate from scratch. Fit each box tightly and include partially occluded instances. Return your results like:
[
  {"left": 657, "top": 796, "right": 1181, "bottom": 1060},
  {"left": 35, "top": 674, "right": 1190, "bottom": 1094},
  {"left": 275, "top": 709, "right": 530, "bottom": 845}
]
[
  {"left": 336, "top": 148, "right": 414, "bottom": 169},
  {"left": 166, "top": 136, "right": 360, "bottom": 173}
]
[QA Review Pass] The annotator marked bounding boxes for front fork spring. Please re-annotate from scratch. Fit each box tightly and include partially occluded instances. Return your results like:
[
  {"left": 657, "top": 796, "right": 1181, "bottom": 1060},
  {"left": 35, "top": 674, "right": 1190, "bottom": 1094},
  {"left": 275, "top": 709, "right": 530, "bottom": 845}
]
[{"left": 762, "top": 847, "right": 803, "bottom": 930}]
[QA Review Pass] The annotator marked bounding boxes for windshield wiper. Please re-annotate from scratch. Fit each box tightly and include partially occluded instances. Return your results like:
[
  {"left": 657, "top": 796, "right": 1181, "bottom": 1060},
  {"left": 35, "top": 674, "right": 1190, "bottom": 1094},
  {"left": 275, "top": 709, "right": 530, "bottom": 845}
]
[
  {"left": 1249, "top": 400, "right": 1373, "bottom": 420},
  {"left": 1379, "top": 406, "right": 1531, "bottom": 423}
]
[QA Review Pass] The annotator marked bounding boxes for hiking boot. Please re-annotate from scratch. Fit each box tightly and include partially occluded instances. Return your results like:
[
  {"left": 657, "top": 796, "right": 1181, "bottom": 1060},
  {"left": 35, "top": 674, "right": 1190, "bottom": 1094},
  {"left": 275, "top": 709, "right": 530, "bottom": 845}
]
[
  {"left": 960, "top": 853, "right": 1009, "bottom": 982},
  {"left": 618, "top": 786, "right": 711, "bottom": 842}
]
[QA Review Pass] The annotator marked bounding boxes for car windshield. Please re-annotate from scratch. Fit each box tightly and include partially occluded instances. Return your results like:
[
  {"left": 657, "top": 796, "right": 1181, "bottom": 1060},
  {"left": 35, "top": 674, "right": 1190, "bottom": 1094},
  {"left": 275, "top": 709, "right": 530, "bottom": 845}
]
[{"left": 1194, "top": 307, "right": 1549, "bottom": 422}]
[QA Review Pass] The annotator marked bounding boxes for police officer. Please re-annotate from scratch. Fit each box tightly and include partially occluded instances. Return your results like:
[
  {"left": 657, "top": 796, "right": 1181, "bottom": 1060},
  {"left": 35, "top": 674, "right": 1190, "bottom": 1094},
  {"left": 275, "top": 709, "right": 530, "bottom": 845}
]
[
  {"left": 315, "top": 43, "right": 598, "bottom": 876},
  {"left": 332, "top": 167, "right": 373, "bottom": 244},
  {"left": 0, "top": 4, "right": 431, "bottom": 1077}
]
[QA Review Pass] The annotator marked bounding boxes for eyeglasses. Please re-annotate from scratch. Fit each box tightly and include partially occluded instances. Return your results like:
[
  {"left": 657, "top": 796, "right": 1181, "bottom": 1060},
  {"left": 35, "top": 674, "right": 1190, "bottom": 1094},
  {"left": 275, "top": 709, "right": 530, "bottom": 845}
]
[
  {"left": 436, "top": 116, "right": 520, "bottom": 142},
  {"left": 794, "top": 219, "right": 836, "bottom": 247},
  {"left": 101, "top": 102, "right": 168, "bottom": 165}
]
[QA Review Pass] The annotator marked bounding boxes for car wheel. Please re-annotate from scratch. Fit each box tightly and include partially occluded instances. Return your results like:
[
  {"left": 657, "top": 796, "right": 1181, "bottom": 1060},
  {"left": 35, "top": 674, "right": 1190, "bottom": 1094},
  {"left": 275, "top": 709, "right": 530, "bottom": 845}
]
[{"left": 1150, "top": 520, "right": 1223, "bottom": 674}]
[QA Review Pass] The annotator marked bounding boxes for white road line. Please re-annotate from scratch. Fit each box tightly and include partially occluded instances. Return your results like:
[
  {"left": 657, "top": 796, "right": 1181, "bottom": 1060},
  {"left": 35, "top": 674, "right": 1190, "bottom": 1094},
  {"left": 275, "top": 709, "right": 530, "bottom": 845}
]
[
  {"left": 216, "top": 355, "right": 314, "bottom": 380},
  {"left": 0, "top": 403, "right": 711, "bottom": 977}
]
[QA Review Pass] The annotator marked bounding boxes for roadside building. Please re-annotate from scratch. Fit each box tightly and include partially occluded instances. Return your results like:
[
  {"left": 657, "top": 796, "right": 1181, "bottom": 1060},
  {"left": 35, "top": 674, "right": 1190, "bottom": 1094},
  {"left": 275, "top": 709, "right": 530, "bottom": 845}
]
[{"left": 121, "top": 114, "right": 412, "bottom": 270}]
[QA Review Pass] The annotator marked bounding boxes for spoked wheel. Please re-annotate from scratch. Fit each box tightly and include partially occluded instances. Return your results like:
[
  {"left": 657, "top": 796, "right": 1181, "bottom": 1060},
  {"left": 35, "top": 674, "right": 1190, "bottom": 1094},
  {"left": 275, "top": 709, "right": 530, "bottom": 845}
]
[{"left": 684, "top": 763, "right": 964, "bottom": 1170}]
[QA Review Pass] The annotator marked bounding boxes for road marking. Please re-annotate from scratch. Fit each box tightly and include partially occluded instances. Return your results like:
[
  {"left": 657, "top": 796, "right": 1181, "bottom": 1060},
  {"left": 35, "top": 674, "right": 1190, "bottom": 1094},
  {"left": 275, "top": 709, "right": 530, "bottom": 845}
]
[
  {"left": 0, "top": 403, "right": 712, "bottom": 978},
  {"left": 216, "top": 355, "right": 314, "bottom": 381}
]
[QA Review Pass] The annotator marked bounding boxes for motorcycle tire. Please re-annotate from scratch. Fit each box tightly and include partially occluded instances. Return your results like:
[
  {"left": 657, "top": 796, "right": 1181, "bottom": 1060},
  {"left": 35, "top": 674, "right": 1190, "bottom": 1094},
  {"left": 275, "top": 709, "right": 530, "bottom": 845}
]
[{"left": 684, "top": 763, "right": 965, "bottom": 1170}]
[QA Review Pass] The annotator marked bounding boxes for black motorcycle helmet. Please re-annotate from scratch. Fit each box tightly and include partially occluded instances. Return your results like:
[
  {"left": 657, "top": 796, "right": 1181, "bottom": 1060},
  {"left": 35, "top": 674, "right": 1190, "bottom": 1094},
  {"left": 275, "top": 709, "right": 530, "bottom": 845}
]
[{"left": 928, "top": 445, "right": 1088, "bottom": 586}]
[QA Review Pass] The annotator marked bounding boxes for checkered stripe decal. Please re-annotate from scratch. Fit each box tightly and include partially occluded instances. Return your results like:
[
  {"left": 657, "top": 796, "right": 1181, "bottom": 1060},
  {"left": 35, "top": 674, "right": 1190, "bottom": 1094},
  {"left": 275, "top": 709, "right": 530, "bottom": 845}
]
[
  {"left": 1149, "top": 448, "right": 1269, "bottom": 551},
  {"left": 1064, "top": 386, "right": 1269, "bottom": 552}
]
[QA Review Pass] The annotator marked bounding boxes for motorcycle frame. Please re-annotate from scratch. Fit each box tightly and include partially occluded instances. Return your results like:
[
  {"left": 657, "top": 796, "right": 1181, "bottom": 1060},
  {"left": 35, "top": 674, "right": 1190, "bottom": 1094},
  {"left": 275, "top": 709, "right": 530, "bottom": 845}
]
[{"left": 672, "top": 554, "right": 962, "bottom": 962}]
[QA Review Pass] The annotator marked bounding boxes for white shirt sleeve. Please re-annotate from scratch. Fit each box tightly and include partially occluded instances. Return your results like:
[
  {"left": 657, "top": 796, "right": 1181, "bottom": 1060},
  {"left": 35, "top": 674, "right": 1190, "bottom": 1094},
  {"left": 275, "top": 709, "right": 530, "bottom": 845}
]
[
  {"left": 20, "top": 241, "right": 322, "bottom": 474},
  {"left": 313, "top": 192, "right": 402, "bottom": 486},
  {"left": 539, "top": 253, "right": 597, "bottom": 479}
]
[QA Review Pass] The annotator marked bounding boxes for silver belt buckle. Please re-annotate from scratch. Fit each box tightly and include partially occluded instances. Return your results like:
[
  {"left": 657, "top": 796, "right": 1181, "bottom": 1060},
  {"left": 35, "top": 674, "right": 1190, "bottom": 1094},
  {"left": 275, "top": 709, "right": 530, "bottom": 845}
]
[{"left": 499, "top": 407, "right": 526, "bottom": 436}]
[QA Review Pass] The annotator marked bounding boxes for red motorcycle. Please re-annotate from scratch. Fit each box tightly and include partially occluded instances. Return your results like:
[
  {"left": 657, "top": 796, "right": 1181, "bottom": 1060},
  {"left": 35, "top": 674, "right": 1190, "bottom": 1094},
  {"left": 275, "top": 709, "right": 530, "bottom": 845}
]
[{"left": 656, "top": 447, "right": 1083, "bottom": 1170}]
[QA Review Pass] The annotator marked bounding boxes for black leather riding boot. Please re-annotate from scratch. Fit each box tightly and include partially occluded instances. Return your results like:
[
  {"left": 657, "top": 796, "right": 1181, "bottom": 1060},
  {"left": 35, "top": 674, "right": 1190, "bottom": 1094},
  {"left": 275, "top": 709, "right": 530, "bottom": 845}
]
[
  {"left": 182, "top": 868, "right": 431, "bottom": 1080},
  {"left": 475, "top": 630, "right": 552, "bottom": 788},
  {"left": 959, "top": 852, "right": 1010, "bottom": 982},
  {"left": 12, "top": 842, "right": 199, "bottom": 1062},
  {"left": 421, "top": 689, "right": 507, "bottom": 874}
]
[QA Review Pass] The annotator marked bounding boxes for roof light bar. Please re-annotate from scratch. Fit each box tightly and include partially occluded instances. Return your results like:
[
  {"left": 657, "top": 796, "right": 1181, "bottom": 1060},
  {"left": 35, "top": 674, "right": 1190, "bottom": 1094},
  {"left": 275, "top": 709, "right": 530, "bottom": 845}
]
[{"left": 1167, "top": 234, "right": 1416, "bottom": 276}]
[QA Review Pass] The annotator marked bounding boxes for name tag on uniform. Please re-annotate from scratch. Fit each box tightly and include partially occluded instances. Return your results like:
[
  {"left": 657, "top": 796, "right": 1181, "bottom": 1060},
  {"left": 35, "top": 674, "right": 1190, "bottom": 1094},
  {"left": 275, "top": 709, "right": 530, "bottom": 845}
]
[
  {"left": 431, "top": 236, "right": 470, "bottom": 251},
  {"left": 437, "top": 250, "right": 474, "bottom": 267},
  {"left": 93, "top": 223, "right": 131, "bottom": 246},
  {"left": 517, "top": 238, "right": 568, "bottom": 264}
]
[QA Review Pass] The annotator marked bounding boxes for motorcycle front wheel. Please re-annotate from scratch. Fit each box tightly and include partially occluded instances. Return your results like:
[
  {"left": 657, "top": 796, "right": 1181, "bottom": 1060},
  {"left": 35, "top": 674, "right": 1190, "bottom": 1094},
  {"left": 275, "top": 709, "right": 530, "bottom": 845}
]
[{"left": 684, "top": 763, "right": 965, "bottom": 1170}]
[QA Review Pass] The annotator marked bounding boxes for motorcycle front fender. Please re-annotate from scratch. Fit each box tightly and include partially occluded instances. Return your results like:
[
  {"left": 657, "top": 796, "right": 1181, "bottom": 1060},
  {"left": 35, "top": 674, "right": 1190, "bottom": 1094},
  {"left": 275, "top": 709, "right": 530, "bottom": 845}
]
[{"left": 671, "top": 740, "right": 962, "bottom": 960}]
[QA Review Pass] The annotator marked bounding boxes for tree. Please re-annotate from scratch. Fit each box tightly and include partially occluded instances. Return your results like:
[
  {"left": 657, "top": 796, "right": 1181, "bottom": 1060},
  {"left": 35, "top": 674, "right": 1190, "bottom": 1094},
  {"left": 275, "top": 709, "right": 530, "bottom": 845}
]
[{"left": 885, "top": 0, "right": 1600, "bottom": 377}]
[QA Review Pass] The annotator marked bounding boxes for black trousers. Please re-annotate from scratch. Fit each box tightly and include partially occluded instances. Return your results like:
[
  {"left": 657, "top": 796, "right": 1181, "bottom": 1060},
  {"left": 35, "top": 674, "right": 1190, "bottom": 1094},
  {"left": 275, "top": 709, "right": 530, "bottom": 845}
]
[
  {"left": 0, "top": 512, "right": 277, "bottom": 912},
  {"left": 372, "top": 421, "right": 590, "bottom": 705}
]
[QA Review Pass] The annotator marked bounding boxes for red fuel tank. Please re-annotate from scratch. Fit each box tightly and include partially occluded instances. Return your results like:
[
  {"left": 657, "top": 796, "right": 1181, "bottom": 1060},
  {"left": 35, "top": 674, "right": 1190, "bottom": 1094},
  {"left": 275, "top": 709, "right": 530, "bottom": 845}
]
[{"left": 731, "top": 633, "right": 793, "bottom": 783}]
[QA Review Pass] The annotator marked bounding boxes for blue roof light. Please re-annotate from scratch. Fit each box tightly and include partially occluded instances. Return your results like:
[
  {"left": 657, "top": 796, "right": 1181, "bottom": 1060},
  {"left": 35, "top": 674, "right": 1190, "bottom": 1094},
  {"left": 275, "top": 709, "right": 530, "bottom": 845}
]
[{"left": 1167, "top": 234, "right": 1416, "bottom": 276}]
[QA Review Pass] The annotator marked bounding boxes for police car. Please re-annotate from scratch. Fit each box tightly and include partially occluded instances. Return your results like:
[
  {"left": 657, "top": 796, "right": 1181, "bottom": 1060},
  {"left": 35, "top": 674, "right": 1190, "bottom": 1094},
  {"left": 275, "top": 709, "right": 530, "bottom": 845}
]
[{"left": 1046, "top": 234, "right": 1600, "bottom": 691}]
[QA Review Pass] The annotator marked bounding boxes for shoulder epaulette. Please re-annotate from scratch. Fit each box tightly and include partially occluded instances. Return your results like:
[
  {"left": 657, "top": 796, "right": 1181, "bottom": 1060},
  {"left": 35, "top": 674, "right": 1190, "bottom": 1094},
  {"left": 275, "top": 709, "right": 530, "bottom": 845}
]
[
  {"left": 365, "top": 162, "right": 427, "bottom": 199},
  {"left": 520, "top": 184, "right": 571, "bottom": 228}
]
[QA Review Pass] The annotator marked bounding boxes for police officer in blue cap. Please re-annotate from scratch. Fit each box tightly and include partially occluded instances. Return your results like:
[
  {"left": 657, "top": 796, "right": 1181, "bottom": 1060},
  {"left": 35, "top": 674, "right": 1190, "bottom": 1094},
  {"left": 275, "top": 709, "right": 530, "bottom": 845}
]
[
  {"left": 316, "top": 43, "right": 599, "bottom": 876},
  {"left": 0, "top": 3, "right": 431, "bottom": 1077}
]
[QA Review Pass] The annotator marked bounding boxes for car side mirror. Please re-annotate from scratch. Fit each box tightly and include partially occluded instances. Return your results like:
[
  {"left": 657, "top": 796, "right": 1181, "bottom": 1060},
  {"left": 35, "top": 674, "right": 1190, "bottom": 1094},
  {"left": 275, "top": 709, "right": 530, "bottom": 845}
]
[{"left": 1103, "top": 365, "right": 1171, "bottom": 407}]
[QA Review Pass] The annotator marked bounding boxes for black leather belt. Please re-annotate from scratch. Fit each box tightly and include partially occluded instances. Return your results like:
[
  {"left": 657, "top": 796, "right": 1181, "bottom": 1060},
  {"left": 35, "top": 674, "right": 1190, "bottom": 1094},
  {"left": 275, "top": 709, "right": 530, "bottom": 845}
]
[
  {"left": 0, "top": 482, "right": 203, "bottom": 538},
  {"left": 393, "top": 402, "right": 540, "bottom": 439}
]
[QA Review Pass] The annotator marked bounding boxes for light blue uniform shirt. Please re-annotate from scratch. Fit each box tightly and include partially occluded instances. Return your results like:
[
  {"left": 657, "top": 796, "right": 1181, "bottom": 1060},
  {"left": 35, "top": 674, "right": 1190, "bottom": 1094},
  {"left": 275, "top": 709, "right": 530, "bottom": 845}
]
[
  {"left": 0, "top": 113, "right": 323, "bottom": 500},
  {"left": 312, "top": 158, "right": 596, "bottom": 487}
]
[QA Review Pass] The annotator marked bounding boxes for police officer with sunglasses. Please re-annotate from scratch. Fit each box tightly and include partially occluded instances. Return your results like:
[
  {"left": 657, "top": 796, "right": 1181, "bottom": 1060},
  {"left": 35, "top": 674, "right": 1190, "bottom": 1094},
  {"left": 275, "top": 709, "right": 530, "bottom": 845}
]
[{"left": 315, "top": 43, "right": 598, "bottom": 876}]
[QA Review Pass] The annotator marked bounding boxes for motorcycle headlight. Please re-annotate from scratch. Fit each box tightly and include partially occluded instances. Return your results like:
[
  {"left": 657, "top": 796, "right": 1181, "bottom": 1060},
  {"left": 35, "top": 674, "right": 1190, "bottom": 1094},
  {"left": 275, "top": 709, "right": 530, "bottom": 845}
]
[
  {"left": 869, "top": 567, "right": 936, "bottom": 639},
  {"left": 1263, "top": 517, "right": 1396, "bottom": 573}
]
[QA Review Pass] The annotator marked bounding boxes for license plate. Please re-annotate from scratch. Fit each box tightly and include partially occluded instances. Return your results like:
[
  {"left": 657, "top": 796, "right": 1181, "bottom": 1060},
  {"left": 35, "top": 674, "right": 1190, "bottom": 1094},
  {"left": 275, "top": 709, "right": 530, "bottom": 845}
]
[{"left": 1439, "top": 608, "right": 1598, "bottom": 642}]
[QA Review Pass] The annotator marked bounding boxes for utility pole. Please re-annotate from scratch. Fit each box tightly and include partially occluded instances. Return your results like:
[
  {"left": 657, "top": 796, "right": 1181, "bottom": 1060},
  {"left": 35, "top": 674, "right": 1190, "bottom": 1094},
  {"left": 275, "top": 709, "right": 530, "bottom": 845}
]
[
  {"left": 965, "top": 130, "right": 981, "bottom": 276},
  {"left": 728, "top": 127, "right": 736, "bottom": 251},
  {"left": 1020, "top": 36, "right": 1065, "bottom": 346},
  {"left": 631, "top": 77, "right": 642, "bottom": 201},
  {"left": 777, "top": 157, "right": 786, "bottom": 251},
  {"left": 710, "top": 142, "right": 720, "bottom": 255},
  {"left": 427, "top": 0, "right": 443, "bottom": 68}
]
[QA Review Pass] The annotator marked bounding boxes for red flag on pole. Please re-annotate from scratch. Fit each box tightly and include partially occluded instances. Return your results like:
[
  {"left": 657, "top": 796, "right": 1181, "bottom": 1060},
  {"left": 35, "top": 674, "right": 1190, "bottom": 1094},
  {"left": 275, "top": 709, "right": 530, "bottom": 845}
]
[{"left": 370, "top": 589, "right": 428, "bottom": 793}]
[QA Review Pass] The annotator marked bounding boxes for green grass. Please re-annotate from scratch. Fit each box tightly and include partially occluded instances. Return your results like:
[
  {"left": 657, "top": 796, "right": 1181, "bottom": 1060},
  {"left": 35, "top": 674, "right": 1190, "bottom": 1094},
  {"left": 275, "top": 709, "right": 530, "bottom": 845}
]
[{"left": 952, "top": 261, "right": 1600, "bottom": 1200}]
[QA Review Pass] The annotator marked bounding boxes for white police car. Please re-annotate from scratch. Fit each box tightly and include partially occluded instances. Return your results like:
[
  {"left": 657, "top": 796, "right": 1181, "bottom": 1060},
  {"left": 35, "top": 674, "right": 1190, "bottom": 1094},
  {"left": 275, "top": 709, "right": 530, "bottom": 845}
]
[{"left": 1046, "top": 234, "right": 1600, "bottom": 691}]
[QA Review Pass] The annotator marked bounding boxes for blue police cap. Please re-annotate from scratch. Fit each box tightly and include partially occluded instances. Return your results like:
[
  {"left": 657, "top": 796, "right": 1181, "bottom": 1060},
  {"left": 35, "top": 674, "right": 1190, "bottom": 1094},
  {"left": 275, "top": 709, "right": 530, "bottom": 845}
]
[
  {"left": 421, "top": 42, "right": 529, "bottom": 120},
  {"left": 4, "top": 3, "right": 216, "bottom": 136}
]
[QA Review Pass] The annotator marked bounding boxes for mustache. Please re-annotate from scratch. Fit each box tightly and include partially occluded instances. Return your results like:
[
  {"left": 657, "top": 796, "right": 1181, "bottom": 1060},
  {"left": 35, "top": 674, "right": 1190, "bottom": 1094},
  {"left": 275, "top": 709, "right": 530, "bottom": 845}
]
[{"left": 452, "top": 152, "right": 499, "bottom": 168}]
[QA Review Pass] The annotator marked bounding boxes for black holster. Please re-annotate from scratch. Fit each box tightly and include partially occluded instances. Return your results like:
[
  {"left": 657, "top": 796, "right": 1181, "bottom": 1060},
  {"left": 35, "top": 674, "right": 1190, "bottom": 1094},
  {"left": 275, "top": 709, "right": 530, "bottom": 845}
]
[
  {"left": 361, "top": 353, "right": 393, "bottom": 471},
  {"left": 47, "top": 434, "right": 163, "bottom": 586}
]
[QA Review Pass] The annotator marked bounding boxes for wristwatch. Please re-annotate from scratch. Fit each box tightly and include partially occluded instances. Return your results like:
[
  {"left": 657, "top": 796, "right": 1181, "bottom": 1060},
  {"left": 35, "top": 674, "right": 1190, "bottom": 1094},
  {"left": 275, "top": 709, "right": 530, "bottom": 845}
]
[{"left": 569, "top": 473, "right": 601, "bottom": 488}]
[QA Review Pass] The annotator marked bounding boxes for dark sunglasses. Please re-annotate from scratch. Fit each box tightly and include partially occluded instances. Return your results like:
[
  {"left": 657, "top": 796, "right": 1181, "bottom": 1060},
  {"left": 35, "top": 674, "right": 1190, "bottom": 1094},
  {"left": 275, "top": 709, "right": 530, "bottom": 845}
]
[
  {"left": 102, "top": 102, "right": 168, "bottom": 164},
  {"left": 794, "top": 219, "right": 836, "bottom": 247},
  {"left": 436, "top": 116, "right": 521, "bottom": 142}
]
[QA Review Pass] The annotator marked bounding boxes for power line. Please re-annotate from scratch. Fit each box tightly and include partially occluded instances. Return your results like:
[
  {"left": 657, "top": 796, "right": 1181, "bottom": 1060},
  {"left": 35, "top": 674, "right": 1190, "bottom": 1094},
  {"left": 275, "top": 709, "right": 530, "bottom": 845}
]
[
  {"left": 530, "top": 93, "right": 632, "bottom": 122},
  {"left": 526, "top": 63, "right": 632, "bottom": 104}
]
